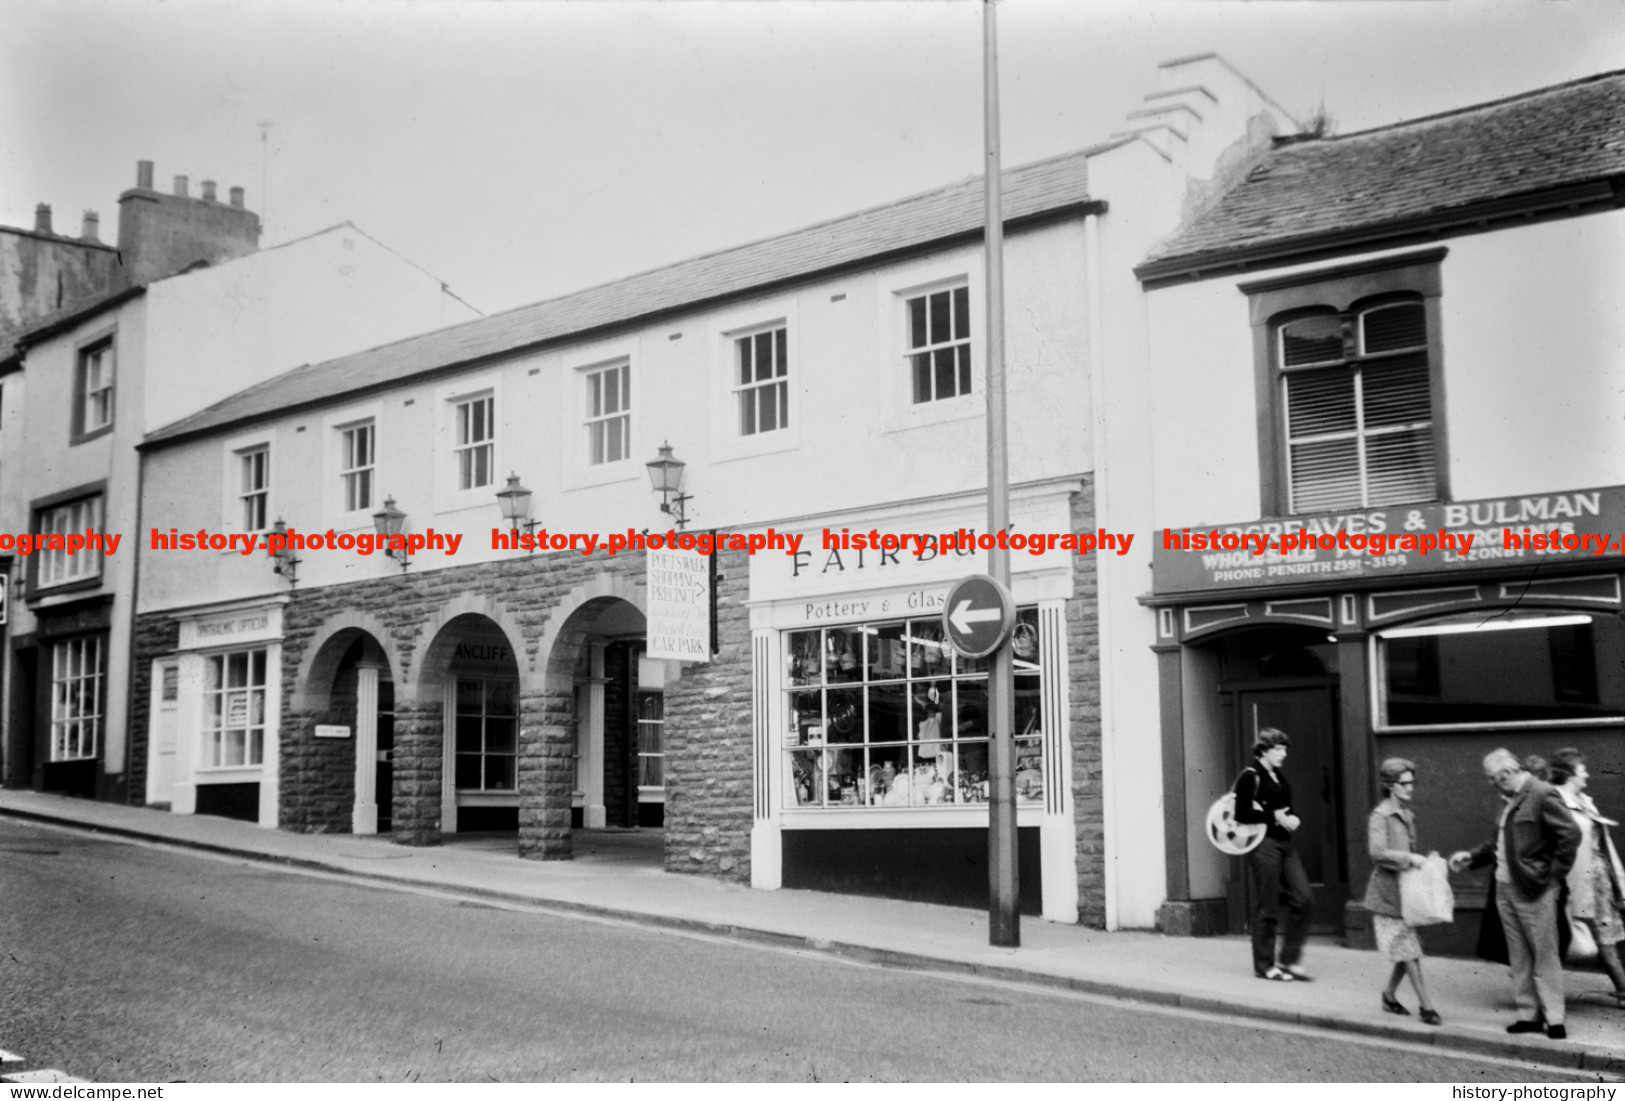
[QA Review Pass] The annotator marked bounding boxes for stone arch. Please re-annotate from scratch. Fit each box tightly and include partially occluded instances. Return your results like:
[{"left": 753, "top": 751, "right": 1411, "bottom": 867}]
[
  {"left": 402, "top": 592, "right": 529, "bottom": 704},
  {"left": 534, "top": 572, "right": 647, "bottom": 688},
  {"left": 291, "top": 609, "right": 401, "bottom": 713}
]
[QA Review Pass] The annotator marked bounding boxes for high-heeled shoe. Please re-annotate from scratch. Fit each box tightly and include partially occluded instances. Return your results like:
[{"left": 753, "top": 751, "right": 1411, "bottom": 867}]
[
  {"left": 1419, "top": 1008, "right": 1442, "bottom": 1026},
  {"left": 1382, "top": 993, "right": 1410, "bottom": 1016}
]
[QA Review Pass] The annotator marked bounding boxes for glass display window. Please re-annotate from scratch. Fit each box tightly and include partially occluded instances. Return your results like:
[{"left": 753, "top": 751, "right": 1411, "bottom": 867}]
[{"left": 783, "top": 609, "right": 1045, "bottom": 809}]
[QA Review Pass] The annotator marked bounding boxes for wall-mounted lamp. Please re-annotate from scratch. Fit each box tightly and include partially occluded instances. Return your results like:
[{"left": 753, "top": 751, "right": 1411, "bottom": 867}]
[
  {"left": 495, "top": 473, "right": 537, "bottom": 549},
  {"left": 270, "top": 518, "right": 300, "bottom": 587},
  {"left": 646, "top": 441, "right": 691, "bottom": 530},
  {"left": 372, "top": 495, "right": 410, "bottom": 571}
]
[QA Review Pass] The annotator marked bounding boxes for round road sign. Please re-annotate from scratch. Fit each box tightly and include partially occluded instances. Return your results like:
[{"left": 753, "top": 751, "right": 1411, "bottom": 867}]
[{"left": 942, "top": 573, "right": 1016, "bottom": 659}]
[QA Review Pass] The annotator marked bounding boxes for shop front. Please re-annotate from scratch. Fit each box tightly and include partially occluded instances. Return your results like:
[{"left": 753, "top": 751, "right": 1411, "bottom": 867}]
[
  {"left": 746, "top": 483, "right": 1096, "bottom": 923},
  {"left": 151, "top": 598, "right": 286, "bottom": 827},
  {"left": 1150, "top": 485, "right": 1625, "bottom": 951}
]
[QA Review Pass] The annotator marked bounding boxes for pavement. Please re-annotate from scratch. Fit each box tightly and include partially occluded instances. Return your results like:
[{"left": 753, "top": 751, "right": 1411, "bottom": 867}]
[{"left": 4, "top": 789, "right": 1622, "bottom": 1079}]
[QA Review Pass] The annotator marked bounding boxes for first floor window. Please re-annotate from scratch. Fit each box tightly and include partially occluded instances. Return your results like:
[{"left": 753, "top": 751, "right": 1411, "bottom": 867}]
[
  {"left": 239, "top": 446, "right": 269, "bottom": 532},
  {"left": 734, "top": 326, "right": 788, "bottom": 436},
  {"left": 454, "top": 394, "right": 495, "bottom": 490},
  {"left": 906, "top": 285, "right": 971, "bottom": 404},
  {"left": 637, "top": 693, "right": 664, "bottom": 788},
  {"left": 50, "top": 636, "right": 104, "bottom": 761},
  {"left": 205, "top": 648, "right": 267, "bottom": 767},
  {"left": 455, "top": 677, "right": 516, "bottom": 791},
  {"left": 585, "top": 362, "right": 630, "bottom": 465},
  {"left": 340, "top": 421, "right": 375, "bottom": 512},
  {"left": 783, "top": 608, "right": 1045, "bottom": 808},
  {"left": 37, "top": 496, "right": 103, "bottom": 588}
]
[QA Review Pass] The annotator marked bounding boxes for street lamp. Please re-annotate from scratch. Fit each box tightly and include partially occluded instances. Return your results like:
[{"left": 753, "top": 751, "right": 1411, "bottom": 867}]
[
  {"left": 645, "top": 441, "right": 691, "bottom": 530},
  {"left": 495, "top": 473, "right": 537, "bottom": 549},
  {"left": 372, "top": 496, "right": 410, "bottom": 571},
  {"left": 270, "top": 518, "right": 300, "bottom": 587}
]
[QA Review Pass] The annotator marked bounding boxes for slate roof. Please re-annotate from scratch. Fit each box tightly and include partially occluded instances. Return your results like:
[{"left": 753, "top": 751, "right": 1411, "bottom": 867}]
[
  {"left": 144, "top": 145, "right": 1113, "bottom": 446},
  {"left": 1140, "top": 69, "right": 1625, "bottom": 279}
]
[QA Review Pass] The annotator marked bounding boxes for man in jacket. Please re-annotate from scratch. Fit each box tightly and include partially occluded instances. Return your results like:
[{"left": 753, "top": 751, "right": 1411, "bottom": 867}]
[
  {"left": 1450, "top": 748, "right": 1582, "bottom": 1040},
  {"left": 1234, "top": 728, "right": 1313, "bottom": 981}
]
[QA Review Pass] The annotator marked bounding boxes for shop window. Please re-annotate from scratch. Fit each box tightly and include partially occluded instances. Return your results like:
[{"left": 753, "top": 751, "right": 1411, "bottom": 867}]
[
  {"left": 338, "top": 420, "right": 375, "bottom": 512},
  {"left": 50, "top": 635, "right": 104, "bottom": 761},
  {"left": 584, "top": 361, "right": 630, "bottom": 466},
  {"left": 1243, "top": 249, "right": 1446, "bottom": 516},
  {"left": 36, "top": 495, "right": 103, "bottom": 588},
  {"left": 906, "top": 284, "right": 971, "bottom": 404},
  {"left": 783, "top": 608, "right": 1043, "bottom": 809},
  {"left": 203, "top": 648, "right": 267, "bottom": 767},
  {"left": 637, "top": 692, "right": 664, "bottom": 788},
  {"left": 238, "top": 446, "right": 270, "bottom": 532},
  {"left": 455, "top": 677, "right": 516, "bottom": 791},
  {"left": 733, "top": 325, "right": 788, "bottom": 436},
  {"left": 1376, "top": 612, "right": 1625, "bottom": 729},
  {"left": 454, "top": 393, "right": 495, "bottom": 490}
]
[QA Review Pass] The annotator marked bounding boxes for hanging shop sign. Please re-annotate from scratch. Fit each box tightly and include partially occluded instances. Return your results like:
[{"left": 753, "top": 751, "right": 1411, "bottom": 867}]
[
  {"left": 1153, "top": 484, "right": 1625, "bottom": 596},
  {"left": 647, "top": 547, "right": 711, "bottom": 662}
]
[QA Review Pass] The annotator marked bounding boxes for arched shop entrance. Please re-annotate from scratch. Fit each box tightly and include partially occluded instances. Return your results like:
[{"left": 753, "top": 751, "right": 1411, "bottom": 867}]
[{"left": 543, "top": 596, "right": 665, "bottom": 832}]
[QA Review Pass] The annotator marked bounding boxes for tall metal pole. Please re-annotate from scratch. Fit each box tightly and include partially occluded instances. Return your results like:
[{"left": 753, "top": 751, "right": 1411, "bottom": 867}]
[{"left": 982, "top": 0, "right": 1019, "bottom": 948}]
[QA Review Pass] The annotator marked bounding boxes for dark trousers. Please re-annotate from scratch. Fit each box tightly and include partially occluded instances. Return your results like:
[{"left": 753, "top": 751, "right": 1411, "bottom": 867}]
[{"left": 1247, "top": 837, "right": 1313, "bottom": 974}]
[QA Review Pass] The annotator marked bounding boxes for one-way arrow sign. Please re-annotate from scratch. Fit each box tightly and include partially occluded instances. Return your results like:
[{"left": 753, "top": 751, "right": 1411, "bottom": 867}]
[{"left": 941, "top": 573, "right": 1016, "bottom": 659}]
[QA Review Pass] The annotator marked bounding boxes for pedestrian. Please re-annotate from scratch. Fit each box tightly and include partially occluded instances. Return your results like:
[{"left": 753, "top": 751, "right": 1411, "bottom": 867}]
[
  {"left": 1449, "top": 748, "right": 1582, "bottom": 1040},
  {"left": 1366, "top": 757, "right": 1442, "bottom": 1025},
  {"left": 1233, "top": 728, "right": 1313, "bottom": 982},
  {"left": 1548, "top": 748, "right": 1625, "bottom": 1004}
]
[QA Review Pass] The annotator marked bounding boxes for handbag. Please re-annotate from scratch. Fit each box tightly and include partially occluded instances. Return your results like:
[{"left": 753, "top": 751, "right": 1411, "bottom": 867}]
[
  {"left": 1567, "top": 916, "right": 1599, "bottom": 963},
  {"left": 1399, "top": 853, "right": 1455, "bottom": 926},
  {"left": 1205, "top": 768, "right": 1265, "bottom": 856}
]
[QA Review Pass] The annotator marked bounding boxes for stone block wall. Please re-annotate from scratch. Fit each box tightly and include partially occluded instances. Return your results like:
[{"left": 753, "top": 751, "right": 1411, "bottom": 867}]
[
  {"left": 1067, "top": 478, "right": 1106, "bottom": 927},
  {"left": 662, "top": 546, "right": 753, "bottom": 882}
]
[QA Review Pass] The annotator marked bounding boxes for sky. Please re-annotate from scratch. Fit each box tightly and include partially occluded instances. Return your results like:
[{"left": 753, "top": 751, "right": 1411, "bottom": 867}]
[{"left": 2, "top": 0, "right": 1621, "bottom": 317}]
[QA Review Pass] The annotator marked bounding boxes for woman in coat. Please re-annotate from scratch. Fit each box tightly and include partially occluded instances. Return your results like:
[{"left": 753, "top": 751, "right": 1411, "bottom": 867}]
[
  {"left": 1549, "top": 748, "right": 1625, "bottom": 1002},
  {"left": 1366, "top": 757, "right": 1442, "bottom": 1024}
]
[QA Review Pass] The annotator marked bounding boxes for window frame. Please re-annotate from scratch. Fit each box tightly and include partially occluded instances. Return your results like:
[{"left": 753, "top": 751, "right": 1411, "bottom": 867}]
[
  {"left": 220, "top": 429, "right": 276, "bottom": 541},
  {"left": 876, "top": 252, "right": 985, "bottom": 433},
  {"left": 1371, "top": 610, "right": 1625, "bottom": 733},
  {"left": 637, "top": 689, "right": 665, "bottom": 791},
  {"left": 562, "top": 340, "right": 640, "bottom": 490},
  {"left": 1242, "top": 248, "right": 1449, "bottom": 517},
  {"left": 582, "top": 359, "right": 631, "bottom": 468},
  {"left": 433, "top": 375, "right": 502, "bottom": 512},
  {"left": 28, "top": 484, "right": 107, "bottom": 596},
  {"left": 453, "top": 392, "right": 496, "bottom": 492},
  {"left": 201, "top": 646, "right": 269, "bottom": 769},
  {"left": 904, "top": 283, "right": 974, "bottom": 406},
  {"left": 49, "top": 634, "right": 105, "bottom": 762},
  {"left": 237, "top": 444, "right": 271, "bottom": 534},
  {"left": 338, "top": 419, "right": 376, "bottom": 514},
  {"left": 71, "top": 331, "right": 116, "bottom": 444},
  {"left": 453, "top": 675, "right": 518, "bottom": 793},
  {"left": 710, "top": 298, "right": 801, "bottom": 463}
]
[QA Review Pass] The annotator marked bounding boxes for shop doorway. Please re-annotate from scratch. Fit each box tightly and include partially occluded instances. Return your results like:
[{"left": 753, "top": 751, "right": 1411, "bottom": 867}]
[{"left": 1215, "top": 628, "right": 1346, "bottom": 933}]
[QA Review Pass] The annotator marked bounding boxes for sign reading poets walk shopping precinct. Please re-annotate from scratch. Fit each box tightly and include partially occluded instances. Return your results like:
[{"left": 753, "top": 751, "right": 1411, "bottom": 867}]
[
  {"left": 646, "top": 548, "right": 711, "bottom": 662},
  {"left": 1153, "top": 484, "right": 1625, "bottom": 596}
]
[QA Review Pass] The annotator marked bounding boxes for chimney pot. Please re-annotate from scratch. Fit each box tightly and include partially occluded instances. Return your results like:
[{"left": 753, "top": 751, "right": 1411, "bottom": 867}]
[
  {"left": 201, "top": 180, "right": 217, "bottom": 202},
  {"left": 173, "top": 175, "right": 189, "bottom": 198},
  {"left": 81, "top": 210, "right": 100, "bottom": 242},
  {"left": 34, "top": 203, "right": 53, "bottom": 235},
  {"left": 137, "top": 160, "right": 154, "bottom": 189},
  {"left": 229, "top": 186, "right": 245, "bottom": 209}
]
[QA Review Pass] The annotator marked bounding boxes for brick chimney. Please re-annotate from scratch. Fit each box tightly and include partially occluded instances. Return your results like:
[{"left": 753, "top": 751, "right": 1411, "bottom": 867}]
[
  {"left": 81, "top": 211, "right": 100, "bottom": 242},
  {"left": 115, "top": 159, "right": 260, "bottom": 289},
  {"left": 34, "top": 203, "right": 53, "bottom": 235}
]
